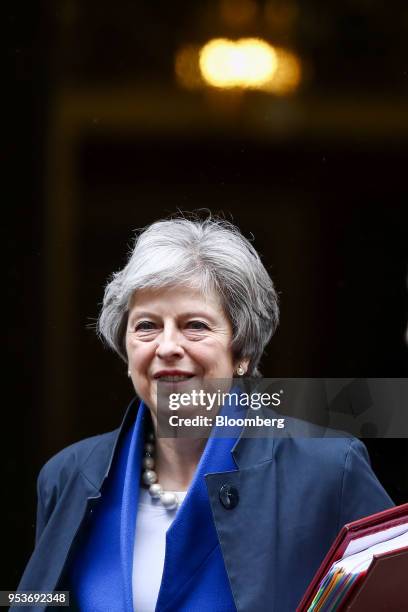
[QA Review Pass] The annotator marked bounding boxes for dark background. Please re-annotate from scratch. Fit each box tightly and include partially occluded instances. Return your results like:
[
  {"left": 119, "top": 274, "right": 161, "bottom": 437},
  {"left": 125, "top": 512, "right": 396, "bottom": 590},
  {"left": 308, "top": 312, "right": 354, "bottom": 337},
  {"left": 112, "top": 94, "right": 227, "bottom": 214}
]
[{"left": 6, "top": 0, "right": 408, "bottom": 589}]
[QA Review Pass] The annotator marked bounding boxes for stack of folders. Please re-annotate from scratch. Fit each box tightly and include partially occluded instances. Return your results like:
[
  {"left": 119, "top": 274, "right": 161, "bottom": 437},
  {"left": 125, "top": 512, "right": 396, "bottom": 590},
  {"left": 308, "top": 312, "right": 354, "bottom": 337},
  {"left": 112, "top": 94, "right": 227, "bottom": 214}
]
[{"left": 297, "top": 503, "right": 408, "bottom": 612}]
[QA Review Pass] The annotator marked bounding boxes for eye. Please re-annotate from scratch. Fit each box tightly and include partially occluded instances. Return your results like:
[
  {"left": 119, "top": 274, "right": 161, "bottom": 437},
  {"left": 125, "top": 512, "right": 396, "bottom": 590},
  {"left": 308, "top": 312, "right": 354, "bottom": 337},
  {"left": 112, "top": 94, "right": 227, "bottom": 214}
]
[
  {"left": 186, "top": 320, "right": 209, "bottom": 330},
  {"left": 135, "top": 321, "right": 156, "bottom": 331}
]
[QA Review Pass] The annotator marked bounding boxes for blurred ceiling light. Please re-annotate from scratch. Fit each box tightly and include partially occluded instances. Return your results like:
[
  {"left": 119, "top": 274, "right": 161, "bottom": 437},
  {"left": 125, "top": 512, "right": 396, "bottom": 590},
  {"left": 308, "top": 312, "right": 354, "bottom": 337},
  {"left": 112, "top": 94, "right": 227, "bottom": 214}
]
[
  {"left": 175, "top": 45, "right": 204, "bottom": 90},
  {"left": 219, "top": 0, "right": 258, "bottom": 28},
  {"left": 199, "top": 38, "right": 278, "bottom": 89},
  {"left": 175, "top": 39, "right": 302, "bottom": 95}
]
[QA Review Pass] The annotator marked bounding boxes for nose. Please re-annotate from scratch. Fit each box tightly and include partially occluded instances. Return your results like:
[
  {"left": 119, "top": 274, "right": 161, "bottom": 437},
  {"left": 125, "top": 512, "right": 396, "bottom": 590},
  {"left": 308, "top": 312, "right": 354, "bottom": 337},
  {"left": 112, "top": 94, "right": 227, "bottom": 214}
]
[{"left": 155, "top": 324, "right": 184, "bottom": 360}]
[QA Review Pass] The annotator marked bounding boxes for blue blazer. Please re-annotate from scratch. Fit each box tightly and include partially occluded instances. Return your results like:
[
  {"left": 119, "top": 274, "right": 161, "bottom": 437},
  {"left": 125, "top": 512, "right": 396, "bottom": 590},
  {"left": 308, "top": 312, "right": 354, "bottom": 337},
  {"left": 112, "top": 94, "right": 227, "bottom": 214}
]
[{"left": 16, "top": 397, "right": 394, "bottom": 611}]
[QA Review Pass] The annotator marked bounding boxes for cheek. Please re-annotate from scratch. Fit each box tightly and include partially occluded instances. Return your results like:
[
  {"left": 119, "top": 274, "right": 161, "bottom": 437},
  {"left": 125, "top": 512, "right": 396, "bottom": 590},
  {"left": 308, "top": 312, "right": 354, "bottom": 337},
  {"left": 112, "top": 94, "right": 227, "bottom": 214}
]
[
  {"left": 190, "top": 341, "right": 234, "bottom": 369},
  {"left": 127, "top": 341, "right": 155, "bottom": 371}
]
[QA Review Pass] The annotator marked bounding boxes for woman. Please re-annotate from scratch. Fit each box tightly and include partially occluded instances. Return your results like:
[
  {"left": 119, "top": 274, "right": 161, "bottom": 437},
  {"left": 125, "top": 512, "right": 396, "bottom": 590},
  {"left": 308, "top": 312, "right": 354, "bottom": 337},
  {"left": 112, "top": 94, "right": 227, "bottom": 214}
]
[{"left": 17, "top": 215, "right": 393, "bottom": 611}]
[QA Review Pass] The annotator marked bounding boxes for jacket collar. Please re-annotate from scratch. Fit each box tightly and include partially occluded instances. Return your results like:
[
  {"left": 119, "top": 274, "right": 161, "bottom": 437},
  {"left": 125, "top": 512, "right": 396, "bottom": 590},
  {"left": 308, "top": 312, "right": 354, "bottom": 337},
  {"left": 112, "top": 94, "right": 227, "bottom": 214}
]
[{"left": 79, "top": 396, "right": 142, "bottom": 492}]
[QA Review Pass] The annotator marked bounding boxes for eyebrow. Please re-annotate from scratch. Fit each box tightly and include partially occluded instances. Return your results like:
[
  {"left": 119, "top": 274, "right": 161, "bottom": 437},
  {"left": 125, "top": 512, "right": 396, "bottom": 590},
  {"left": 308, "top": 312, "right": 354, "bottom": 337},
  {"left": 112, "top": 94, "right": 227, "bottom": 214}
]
[
  {"left": 180, "top": 311, "right": 217, "bottom": 322},
  {"left": 128, "top": 311, "right": 157, "bottom": 319},
  {"left": 128, "top": 310, "right": 218, "bottom": 323}
]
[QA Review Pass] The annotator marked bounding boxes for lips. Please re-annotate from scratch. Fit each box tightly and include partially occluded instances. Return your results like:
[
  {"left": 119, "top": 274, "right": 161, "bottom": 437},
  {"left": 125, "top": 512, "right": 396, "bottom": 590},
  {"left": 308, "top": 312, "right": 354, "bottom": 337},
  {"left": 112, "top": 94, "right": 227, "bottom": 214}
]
[
  {"left": 153, "top": 370, "right": 195, "bottom": 382},
  {"left": 159, "top": 375, "right": 195, "bottom": 382}
]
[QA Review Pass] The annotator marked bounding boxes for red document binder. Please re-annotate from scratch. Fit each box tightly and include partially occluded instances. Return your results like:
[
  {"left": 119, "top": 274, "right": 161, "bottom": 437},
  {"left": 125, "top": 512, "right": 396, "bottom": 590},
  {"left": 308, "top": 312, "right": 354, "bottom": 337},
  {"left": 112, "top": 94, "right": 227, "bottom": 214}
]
[{"left": 297, "top": 503, "right": 408, "bottom": 612}]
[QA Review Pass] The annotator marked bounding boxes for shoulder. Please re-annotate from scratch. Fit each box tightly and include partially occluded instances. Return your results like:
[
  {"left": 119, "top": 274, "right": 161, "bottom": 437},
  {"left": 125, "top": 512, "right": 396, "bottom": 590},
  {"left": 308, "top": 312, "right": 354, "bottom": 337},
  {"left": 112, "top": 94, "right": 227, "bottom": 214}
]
[
  {"left": 272, "top": 417, "right": 378, "bottom": 496},
  {"left": 274, "top": 415, "right": 367, "bottom": 468},
  {"left": 276, "top": 436, "right": 367, "bottom": 484},
  {"left": 271, "top": 419, "right": 394, "bottom": 525},
  {"left": 37, "top": 429, "right": 119, "bottom": 497}
]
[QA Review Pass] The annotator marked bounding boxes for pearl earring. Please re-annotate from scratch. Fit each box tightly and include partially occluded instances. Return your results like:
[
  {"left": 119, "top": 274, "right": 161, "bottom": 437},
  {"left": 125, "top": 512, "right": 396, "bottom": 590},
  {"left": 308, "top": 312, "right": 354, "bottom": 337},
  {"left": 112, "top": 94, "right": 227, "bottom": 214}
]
[
  {"left": 237, "top": 365, "right": 245, "bottom": 376},
  {"left": 128, "top": 370, "right": 131, "bottom": 377}
]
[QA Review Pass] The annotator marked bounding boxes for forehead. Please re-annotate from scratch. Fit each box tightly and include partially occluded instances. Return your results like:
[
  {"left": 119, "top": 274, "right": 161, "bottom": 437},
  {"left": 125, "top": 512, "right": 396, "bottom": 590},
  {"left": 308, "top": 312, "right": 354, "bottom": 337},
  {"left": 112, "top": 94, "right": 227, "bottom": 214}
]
[{"left": 128, "top": 285, "right": 225, "bottom": 316}]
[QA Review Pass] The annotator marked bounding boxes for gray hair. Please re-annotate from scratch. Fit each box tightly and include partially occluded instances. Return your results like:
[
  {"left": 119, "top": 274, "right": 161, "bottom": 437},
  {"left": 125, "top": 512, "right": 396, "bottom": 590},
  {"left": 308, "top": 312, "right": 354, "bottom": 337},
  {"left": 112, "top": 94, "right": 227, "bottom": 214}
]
[{"left": 97, "top": 214, "right": 279, "bottom": 377}]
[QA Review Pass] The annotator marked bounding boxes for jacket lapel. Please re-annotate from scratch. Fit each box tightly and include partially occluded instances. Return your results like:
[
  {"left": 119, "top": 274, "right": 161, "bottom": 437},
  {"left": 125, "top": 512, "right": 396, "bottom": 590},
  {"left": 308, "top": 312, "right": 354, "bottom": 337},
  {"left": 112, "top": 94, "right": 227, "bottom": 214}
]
[{"left": 80, "top": 397, "right": 140, "bottom": 491}]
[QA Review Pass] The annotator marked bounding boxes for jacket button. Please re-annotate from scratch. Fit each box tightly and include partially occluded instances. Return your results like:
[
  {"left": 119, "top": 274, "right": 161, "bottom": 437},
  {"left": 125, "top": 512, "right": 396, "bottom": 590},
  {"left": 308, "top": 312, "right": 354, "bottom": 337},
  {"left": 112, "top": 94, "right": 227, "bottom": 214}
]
[{"left": 219, "top": 484, "right": 239, "bottom": 509}]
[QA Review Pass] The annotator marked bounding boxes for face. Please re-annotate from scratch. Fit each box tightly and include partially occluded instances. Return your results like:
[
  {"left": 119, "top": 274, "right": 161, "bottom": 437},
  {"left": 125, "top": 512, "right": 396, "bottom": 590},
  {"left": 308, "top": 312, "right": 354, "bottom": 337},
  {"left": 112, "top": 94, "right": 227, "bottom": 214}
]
[{"left": 126, "top": 285, "right": 247, "bottom": 414}]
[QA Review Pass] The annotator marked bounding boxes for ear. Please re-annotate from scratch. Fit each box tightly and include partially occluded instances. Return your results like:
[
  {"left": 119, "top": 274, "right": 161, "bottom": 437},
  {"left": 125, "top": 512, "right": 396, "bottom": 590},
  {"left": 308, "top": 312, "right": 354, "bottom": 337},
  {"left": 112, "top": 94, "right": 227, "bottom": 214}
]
[{"left": 242, "top": 357, "right": 250, "bottom": 372}]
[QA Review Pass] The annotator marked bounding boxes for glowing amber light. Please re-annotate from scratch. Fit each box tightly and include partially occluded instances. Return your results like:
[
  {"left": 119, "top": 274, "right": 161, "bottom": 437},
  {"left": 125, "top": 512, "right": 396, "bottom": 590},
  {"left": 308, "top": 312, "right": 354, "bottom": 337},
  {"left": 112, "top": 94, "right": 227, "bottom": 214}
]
[
  {"left": 175, "top": 39, "right": 302, "bottom": 95},
  {"left": 199, "top": 38, "right": 278, "bottom": 89}
]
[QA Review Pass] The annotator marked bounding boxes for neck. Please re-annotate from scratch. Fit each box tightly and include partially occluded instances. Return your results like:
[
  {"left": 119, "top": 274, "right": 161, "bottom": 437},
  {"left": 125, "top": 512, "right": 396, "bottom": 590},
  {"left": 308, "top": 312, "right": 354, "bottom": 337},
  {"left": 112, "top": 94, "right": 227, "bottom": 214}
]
[{"left": 154, "top": 436, "right": 207, "bottom": 491}]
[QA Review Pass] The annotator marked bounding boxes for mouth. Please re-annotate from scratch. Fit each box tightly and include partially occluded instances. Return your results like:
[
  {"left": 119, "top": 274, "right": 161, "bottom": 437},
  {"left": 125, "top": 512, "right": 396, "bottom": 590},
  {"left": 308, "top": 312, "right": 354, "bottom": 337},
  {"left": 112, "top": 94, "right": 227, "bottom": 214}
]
[
  {"left": 153, "top": 371, "right": 196, "bottom": 383},
  {"left": 157, "top": 375, "right": 195, "bottom": 382}
]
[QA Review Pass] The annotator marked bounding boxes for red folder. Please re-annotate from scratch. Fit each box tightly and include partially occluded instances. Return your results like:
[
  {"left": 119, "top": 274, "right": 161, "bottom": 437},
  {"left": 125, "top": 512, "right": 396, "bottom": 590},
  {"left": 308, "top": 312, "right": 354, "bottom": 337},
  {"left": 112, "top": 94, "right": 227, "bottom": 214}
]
[{"left": 297, "top": 503, "right": 408, "bottom": 611}]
